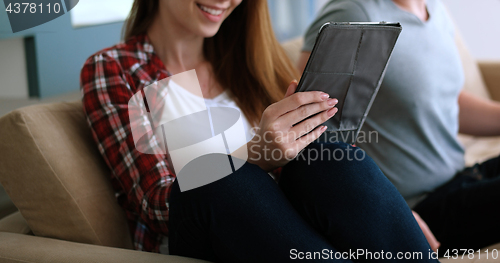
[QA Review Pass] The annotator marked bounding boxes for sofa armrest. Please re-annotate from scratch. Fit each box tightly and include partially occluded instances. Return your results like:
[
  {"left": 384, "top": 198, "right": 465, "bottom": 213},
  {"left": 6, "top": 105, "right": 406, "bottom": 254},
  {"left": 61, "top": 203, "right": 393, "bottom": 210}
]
[
  {"left": 0, "top": 232, "right": 211, "bottom": 263},
  {"left": 478, "top": 60, "right": 500, "bottom": 102},
  {"left": 0, "top": 211, "right": 31, "bottom": 235}
]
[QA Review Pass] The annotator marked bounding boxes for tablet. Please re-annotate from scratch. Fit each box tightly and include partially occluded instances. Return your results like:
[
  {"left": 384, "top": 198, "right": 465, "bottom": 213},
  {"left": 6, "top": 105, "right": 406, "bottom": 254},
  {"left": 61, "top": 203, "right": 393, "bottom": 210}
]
[{"left": 296, "top": 22, "right": 402, "bottom": 144}]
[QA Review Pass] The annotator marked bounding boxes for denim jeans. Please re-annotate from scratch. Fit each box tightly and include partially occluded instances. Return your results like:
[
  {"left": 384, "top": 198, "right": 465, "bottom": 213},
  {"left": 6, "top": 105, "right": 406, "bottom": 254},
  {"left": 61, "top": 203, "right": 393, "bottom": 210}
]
[
  {"left": 414, "top": 154, "right": 500, "bottom": 257},
  {"left": 168, "top": 142, "right": 437, "bottom": 262}
]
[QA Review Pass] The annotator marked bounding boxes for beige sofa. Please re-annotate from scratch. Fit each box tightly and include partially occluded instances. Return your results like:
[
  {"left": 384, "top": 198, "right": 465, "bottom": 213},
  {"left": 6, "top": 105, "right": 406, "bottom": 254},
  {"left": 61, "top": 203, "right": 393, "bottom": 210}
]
[{"left": 0, "top": 37, "right": 499, "bottom": 262}]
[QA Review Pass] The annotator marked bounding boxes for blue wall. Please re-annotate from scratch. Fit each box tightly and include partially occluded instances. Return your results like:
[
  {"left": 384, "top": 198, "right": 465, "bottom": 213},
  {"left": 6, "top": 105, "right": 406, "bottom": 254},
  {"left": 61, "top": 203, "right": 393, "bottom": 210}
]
[
  {"left": 268, "top": 0, "right": 328, "bottom": 42},
  {"left": 0, "top": 4, "right": 123, "bottom": 98}
]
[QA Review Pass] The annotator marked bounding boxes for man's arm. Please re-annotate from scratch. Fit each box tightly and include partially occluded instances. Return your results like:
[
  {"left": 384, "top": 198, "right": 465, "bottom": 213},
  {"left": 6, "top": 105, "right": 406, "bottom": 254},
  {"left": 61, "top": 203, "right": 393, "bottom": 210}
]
[{"left": 459, "top": 91, "right": 500, "bottom": 136}]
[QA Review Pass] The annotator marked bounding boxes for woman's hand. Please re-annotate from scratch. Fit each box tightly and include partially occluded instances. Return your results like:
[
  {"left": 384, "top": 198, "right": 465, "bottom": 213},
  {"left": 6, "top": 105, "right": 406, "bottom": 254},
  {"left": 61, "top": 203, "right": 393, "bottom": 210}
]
[
  {"left": 247, "top": 81, "right": 338, "bottom": 172},
  {"left": 412, "top": 211, "right": 441, "bottom": 252}
]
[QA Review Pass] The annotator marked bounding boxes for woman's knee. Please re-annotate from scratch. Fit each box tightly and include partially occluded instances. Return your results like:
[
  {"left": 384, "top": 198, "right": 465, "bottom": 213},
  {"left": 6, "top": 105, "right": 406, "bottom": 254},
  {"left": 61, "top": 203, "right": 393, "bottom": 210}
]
[
  {"left": 285, "top": 142, "right": 383, "bottom": 183},
  {"left": 280, "top": 142, "right": 398, "bottom": 205},
  {"left": 297, "top": 142, "right": 369, "bottom": 164}
]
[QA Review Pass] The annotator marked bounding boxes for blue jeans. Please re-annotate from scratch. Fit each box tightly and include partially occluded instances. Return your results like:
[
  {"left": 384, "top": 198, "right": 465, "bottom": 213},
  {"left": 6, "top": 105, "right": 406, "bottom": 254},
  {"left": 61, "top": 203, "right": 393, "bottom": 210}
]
[{"left": 168, "top": 142, "right": 437, "bottom": 262}]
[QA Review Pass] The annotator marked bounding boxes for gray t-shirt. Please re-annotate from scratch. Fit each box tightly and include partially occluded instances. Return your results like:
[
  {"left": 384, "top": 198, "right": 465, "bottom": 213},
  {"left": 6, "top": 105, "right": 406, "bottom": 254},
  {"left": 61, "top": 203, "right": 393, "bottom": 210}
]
[{"left": 303, "top": 0, "right": 465, "bottom": 207}]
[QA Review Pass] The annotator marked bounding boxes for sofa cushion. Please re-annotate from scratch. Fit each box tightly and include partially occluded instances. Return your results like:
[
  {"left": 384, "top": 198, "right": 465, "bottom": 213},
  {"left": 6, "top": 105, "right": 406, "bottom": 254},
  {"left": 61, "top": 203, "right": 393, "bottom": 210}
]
[
  {"left": 0, "top": 232, "right": 210, "bottom": 263},
  {"left": 478, "top": 61, "right": 500, "bottom": 102},
  {"left": 459, "top": 134, "right": 500, "bottom": 166},
  {"left": 0, "top": 211, "right": 31, "bottom": 235},
  {"left": 281, "top": 37, "right": 304, "bottom": 67},
  {"left": 0, "top": 101, "right": 133, "bottom": 249}
]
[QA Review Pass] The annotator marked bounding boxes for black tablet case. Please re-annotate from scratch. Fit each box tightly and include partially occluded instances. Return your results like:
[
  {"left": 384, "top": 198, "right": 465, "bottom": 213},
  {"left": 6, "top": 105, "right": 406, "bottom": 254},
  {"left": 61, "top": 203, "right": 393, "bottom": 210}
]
[{"left": 297, "top": 22, "right": 402, "bottom": 144}]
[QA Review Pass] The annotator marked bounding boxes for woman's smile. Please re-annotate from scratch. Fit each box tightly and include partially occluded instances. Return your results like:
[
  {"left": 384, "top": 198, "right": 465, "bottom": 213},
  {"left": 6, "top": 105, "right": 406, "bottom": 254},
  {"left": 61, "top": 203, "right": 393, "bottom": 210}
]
[{"left": 196, "top": 3, "right": 227, "bottom": 22}]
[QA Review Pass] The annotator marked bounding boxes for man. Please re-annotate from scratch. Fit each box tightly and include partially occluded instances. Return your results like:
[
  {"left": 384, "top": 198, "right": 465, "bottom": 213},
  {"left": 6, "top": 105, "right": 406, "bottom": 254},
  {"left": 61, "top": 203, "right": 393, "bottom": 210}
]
[{"left": 299, "top": 0, "right": 500, "bottom": 255}]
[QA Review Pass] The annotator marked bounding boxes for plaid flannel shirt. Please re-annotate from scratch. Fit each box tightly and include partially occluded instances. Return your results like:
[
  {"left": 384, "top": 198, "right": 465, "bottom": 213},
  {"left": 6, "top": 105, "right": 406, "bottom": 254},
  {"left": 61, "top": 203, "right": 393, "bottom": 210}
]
[{"left": 80, "top": 34, "right": 173, "bottom": 252}]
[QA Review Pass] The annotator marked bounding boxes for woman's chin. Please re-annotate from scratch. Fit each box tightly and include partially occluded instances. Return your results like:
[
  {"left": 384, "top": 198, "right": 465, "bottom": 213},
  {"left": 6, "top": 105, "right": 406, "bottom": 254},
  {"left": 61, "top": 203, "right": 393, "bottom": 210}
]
[{"left": 197, "top": 25, "right": 222, "bottom": 38}]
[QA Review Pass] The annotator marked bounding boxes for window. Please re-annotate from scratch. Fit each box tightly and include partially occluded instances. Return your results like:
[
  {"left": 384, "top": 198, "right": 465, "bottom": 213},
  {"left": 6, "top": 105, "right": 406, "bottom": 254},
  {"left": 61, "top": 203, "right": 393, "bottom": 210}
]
[{"left": 70, "top": 0, "right": 134, "bottom": 28}]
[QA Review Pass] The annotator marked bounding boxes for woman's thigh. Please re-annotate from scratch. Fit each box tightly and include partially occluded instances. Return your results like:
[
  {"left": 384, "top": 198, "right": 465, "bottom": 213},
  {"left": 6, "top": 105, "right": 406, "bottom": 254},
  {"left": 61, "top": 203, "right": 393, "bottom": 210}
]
[
  {"left": 168, "top": 158, "right": 347, "bottom": 263},
  {"left": 279, "top": 142, "right": 433, "bottom": 261}
]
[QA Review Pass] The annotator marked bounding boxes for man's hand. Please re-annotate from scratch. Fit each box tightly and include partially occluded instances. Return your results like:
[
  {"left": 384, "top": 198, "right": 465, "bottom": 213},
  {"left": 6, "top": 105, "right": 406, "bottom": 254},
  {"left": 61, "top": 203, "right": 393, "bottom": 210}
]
[{"left": 412, "top": 211, "right": 441, "bottom": 252}]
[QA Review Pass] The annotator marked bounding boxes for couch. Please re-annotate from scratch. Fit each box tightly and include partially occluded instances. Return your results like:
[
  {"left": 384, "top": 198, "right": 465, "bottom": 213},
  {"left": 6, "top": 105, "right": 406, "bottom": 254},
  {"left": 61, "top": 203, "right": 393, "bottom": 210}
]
[{"left": 0, "top": 35, "right": 499, "bottom": 262}]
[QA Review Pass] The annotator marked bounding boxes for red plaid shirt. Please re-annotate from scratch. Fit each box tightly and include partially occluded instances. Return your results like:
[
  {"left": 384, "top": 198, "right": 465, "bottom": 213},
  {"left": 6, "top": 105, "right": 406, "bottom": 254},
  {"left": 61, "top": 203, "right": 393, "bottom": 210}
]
[{"left": 80, "top": 34, "right": 174, "bottom": 252}]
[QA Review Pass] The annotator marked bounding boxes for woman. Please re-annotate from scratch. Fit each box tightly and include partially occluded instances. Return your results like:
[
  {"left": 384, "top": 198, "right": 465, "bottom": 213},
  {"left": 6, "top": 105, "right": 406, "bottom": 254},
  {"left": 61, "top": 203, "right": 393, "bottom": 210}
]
[{"left": 81, "top": 0, "right": 437, "bottom": 262}]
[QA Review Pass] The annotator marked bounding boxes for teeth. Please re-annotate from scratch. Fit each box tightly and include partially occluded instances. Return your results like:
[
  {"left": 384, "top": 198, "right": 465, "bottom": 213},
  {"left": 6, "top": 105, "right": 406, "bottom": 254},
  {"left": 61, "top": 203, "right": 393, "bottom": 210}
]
[{"left": 198, "top": 4, "right": 223, "bottom": 16}]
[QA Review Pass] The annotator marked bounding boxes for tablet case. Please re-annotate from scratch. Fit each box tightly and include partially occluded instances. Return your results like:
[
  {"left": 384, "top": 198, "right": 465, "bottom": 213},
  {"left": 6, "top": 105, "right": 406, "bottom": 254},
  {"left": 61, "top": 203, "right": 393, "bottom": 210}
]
[{"left": 297, "top": 22, "right": 402, "bottom": 144}]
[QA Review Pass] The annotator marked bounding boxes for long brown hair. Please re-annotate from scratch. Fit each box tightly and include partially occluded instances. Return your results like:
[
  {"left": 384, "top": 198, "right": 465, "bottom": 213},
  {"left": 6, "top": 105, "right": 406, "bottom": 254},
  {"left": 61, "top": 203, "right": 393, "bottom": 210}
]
[{"left": 123, "top": 0, "right": 299, "bottom": 125}]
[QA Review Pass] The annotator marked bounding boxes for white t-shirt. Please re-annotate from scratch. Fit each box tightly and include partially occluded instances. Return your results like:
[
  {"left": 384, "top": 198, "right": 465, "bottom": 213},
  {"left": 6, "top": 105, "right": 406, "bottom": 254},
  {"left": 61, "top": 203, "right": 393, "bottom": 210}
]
[{"left": 161, "top": 80, "right": 254, "bottom": 144}]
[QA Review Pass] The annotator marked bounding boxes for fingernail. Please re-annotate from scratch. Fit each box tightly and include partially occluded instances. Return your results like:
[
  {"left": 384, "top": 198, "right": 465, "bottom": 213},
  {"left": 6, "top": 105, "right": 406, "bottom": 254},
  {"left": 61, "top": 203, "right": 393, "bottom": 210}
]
[
  {"left": 327, "top": 107, "right": 338, "bottom": 117},
  {"left": 327, "top": 98, "right": 338, "bottom": 106},
  {"left": 321, "top": 126, "right": 328, "bottom": 132},
  {"left": 321, "top": 93, "right": 330, "bottom": 100}
]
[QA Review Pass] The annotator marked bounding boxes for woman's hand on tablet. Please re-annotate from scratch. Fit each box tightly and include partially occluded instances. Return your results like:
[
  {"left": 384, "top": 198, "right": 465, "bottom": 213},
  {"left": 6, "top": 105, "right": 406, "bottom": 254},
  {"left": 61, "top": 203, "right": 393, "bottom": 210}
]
[{"left": 248, "top": 81, "right": 338, "bottom": 172}]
